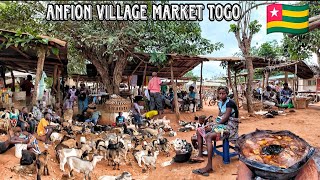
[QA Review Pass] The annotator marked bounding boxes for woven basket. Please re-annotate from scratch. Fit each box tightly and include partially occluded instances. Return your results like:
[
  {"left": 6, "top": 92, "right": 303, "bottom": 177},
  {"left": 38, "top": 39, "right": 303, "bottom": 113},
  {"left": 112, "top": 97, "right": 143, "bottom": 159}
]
[
  {"left": 104, "top": 95, "right": 131, "bottom": 113},
  {"left": 97, "top": 95, "right": 132, "bottom": 125}
]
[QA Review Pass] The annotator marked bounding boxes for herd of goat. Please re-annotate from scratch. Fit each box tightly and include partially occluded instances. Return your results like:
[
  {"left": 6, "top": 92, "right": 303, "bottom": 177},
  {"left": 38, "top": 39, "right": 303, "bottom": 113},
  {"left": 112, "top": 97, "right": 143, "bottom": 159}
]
[{"left": 7, "top": 114, "right": 201, "bottom": 180}]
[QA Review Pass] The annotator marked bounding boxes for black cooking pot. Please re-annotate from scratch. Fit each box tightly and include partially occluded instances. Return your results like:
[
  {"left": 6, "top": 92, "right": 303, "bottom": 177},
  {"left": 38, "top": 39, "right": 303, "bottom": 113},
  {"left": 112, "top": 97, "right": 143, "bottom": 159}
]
[{"left": 236, "top": 129, "right": 315, "bottom": 180}]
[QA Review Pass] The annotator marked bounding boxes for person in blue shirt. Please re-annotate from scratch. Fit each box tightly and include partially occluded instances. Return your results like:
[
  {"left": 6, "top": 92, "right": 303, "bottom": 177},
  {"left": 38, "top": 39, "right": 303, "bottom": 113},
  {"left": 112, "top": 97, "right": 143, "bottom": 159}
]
[
  {"left": 116, "top": 112, "right": 126, "bottom": 127},
  {"left": 188, "top": 86, "right": 196, "bottom": 99},
  {"left": 184, "top": 86, "right": 196, "bottom": 112},
  {"left": 85, "top": 107, "right": 101, "bottom": 125},
  {"left": 280, "top": 82, "right": 293, "bottom": 104}
]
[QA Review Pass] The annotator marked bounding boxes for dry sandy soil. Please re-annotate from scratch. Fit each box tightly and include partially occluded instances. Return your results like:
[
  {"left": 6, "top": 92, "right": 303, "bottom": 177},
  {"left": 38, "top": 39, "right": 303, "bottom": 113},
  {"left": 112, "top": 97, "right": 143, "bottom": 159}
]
[{"left": 1, "top": 103, "right": 320, "bottom": 180}]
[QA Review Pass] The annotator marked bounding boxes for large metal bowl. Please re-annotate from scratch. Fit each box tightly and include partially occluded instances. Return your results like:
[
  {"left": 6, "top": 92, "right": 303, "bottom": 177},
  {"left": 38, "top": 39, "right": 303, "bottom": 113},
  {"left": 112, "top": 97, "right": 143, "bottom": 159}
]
[{"left": 236, "top": 129, "right": 315, "bottom": 180}]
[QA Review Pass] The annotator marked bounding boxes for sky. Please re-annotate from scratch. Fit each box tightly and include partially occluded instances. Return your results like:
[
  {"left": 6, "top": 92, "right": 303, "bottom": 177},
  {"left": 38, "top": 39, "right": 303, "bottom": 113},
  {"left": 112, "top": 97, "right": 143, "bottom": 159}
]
[{"left": 176, "top": 1, "right": 318, "bottom": 79}]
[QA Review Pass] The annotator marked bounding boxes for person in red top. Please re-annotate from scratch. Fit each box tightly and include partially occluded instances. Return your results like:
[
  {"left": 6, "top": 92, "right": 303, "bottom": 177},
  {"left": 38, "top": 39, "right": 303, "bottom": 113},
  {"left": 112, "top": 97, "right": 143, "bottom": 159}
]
[
  {"left": 20, "top": 75, "right": 34, "bottom": 111},
  {"left": 148, "top": 72, "right": 163, "bottom": 115}
]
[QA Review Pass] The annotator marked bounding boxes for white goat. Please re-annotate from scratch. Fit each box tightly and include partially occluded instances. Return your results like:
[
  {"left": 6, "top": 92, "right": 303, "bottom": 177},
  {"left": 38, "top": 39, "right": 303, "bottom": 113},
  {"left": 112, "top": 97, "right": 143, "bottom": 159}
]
[
  {"left": 98, "top": 172, "right": 132, "bottom": 180},
  {"left": 134, "top": 148, "right": 149, "bottom": 168},
  {"left": 67, "top": 155, "right": 103, "bottom": 180},
  {"left": 50, "top": 132, "right": 64, "bottom": 142},
  {"left": 58, "top": 145, "right": 91, "bottom": 172},
  {"left": 142, "top": 151, "right": 159, "bottom": 170}
]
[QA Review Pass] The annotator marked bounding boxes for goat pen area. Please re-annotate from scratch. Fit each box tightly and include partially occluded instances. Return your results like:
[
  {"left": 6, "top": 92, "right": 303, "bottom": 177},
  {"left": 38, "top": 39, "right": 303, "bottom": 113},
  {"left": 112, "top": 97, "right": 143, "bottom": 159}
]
[{"left": 0, "top": 103, "right": 320, "bottom": 180}]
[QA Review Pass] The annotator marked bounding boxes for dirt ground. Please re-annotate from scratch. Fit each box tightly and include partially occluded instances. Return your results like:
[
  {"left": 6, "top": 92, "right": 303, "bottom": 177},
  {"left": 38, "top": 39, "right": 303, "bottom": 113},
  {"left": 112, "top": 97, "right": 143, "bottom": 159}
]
[{"left": 1, "top": 102, "right": 320, "bottom": 180}]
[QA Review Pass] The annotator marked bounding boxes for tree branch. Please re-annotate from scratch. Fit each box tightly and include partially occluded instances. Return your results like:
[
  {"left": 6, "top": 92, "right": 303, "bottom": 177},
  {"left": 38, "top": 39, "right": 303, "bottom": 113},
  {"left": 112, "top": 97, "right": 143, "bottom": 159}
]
[{"left": 237, "top": 2, "right": 274, "bottom": 27}]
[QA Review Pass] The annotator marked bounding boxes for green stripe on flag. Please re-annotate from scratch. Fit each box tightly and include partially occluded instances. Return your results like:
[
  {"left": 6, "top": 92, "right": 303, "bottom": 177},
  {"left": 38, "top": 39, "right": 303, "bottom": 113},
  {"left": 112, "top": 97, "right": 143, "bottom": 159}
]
[
  {"left": 283, "top": 4, "right": 309, "bottom": 11},
  {"left": 267, "top": 27, "right": 309, "bottom": 34},
  {"left": 282, "top": 16, "right": 309, "bottom": 23}
]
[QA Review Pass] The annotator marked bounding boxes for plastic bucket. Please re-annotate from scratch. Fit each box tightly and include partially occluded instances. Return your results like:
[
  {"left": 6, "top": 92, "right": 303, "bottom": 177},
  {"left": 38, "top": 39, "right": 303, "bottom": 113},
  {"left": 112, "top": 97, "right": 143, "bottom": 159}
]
[{"left": 15, "top": 144, "right": 28, "bottom": 158}]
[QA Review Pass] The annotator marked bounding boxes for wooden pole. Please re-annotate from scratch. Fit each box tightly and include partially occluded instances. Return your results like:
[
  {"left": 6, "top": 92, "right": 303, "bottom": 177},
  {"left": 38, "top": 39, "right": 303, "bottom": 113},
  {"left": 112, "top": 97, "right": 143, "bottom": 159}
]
[
  {"left": 1, "top": 66, "right": 6, "bottom": 88},
  {"left": 32, "top": 47, "right": 45, "bottom": 106},
  {"left": 76, "top": 75, "right": 80, "bottom": 89},
  {"left": 170, "top": 63, "right": 180, "bottom": 120},
  {"left": 199, "top": 61, "right": 203, "bottom": 109},
  {"left": 294, "top": 64, "right": 297, "bottom": 101},
  {"left": 265, "top": 71, "right": 270, "bottom": 88},
  {"left": 142, "top": 64, "right": 147, "bottom": 88},
  {"left": 234, "top": 70, "right": 239, "bottom": 107},
  {"left": 10, "top": 69, "right": 15, "bottom": 92},
  {"left": 52, "top": 65, "right": 58, "bottom": 95},
  {"left": 57, "top": 69, "right": 61, "bottom": 104},
  {"left": 262, "top": 73, "right": 265, "bottom": 90},
  {"left": 316, "top": 76, "right": 319, "bottom": 102},
  {"left": 285, "top": 72, "right": 288, "bottom": 83}
]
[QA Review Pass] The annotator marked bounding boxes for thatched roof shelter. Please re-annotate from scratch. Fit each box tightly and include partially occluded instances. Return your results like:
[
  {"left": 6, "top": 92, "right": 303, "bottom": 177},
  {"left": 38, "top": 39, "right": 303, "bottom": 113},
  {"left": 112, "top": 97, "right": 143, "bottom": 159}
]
[
  {"left": 0, "top": 29, "right": 68, "bottom": 76},
  {"left": 123, "top": 53, "right": 208, "bottom": 78}
]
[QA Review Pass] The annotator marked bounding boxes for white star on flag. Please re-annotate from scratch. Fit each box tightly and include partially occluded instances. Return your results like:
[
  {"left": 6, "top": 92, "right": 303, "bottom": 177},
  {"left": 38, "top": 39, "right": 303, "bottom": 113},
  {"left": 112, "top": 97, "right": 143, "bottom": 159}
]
[{"left": 270, "top": 7, "right": 279, "bottom": 17}]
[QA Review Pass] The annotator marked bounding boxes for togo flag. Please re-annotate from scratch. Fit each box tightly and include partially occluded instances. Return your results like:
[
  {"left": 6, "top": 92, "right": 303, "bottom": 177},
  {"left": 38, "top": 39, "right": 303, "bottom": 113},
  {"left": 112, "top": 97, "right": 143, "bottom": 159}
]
[{"left": 267, "top": 4, "right": 309, "bottom": 34}]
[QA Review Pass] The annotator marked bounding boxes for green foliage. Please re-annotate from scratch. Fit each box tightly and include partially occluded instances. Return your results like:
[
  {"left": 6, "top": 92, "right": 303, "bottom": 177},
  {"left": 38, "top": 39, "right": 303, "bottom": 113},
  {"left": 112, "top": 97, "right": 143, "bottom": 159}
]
[
  {"left": 0, "top": 2, "right": 59, "bottom": 57},
  {"left": 229, "top": 24, "right": 239, "bottom": 33},
  {"left": 183, "top": 71, "right": 199, "bottom": 81},
  {"left": 0, "top": 1, "right": 223, "bottom": 92},
  {"left": 249, "top": 20, "right": 262, "bottom": 35},
  {"left": 44, "top": 77, "right": 53, "bottom": 89},
  {"left": 257, "top": 40, "right": 282, "bottom": 59},
  {"left": 282, "top": 1, "right": 320, "bottom": 62}
]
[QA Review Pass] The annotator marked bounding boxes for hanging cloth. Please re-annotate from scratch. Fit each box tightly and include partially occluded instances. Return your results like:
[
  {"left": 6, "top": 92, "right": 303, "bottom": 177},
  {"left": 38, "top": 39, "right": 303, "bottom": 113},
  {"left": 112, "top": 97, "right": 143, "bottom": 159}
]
[{"left": 37, "top": 71, "right": 47, "bottom": 100}]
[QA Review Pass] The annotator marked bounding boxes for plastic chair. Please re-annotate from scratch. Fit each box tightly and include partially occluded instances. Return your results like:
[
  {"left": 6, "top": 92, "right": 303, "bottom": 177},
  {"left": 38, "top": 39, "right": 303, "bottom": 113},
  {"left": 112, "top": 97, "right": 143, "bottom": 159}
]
[{"left": 213, "top": 138, "right": 239, "bottom": 164}]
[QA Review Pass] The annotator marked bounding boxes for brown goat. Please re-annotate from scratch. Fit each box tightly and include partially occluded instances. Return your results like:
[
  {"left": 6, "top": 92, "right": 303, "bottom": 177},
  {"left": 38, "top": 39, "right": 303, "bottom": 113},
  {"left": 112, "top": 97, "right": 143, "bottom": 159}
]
[{"left": 36, "top": 150, "right": 50, "bottom": 180}]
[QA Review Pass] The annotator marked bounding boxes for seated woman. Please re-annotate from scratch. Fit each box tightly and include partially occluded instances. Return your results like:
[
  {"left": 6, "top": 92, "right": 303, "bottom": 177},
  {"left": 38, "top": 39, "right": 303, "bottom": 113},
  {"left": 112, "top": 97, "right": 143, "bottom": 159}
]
[
  {"left": 191, "top": 86, "right": 239, "bottom": 176},
  {"left": 0, "top": 129, "right": 41, "bottom": 154},
  {"left": 164, "top": 88, "right": 174, "bottom": 111},
  {"left": 280, "top": 82, "right": 293, "bottom": 105},
  {"left": 18, "top": 107, "right": 31, "bottom": 132},
  {"left": 182, "top": 86, "right": 197, "bottom": 112},
  {"left": 262, "top": 86, "right": 279, "bottom": 107}
]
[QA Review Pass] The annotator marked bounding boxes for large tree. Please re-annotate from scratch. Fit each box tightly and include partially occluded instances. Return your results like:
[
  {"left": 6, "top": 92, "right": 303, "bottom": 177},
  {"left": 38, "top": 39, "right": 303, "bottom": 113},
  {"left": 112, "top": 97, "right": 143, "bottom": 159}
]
[
  {"left": 229, "top": 2, "right": 265, "bottom": 114},
  {"left": 1, "top": 1, "right": 223, "bottom": 94}
]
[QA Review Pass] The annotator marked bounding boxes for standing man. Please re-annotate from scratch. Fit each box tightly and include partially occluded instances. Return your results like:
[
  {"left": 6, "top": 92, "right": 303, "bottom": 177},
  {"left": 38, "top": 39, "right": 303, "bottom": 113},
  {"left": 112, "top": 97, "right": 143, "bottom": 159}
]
[
  {"left": 20, "top": 75, "right": 34, "bottom": 111},
  {"left": 78, "top": 83, "right": 89, "bottom": 114},
  {"left": 148, "top": 72, "right": 163, "bottom": 115}
]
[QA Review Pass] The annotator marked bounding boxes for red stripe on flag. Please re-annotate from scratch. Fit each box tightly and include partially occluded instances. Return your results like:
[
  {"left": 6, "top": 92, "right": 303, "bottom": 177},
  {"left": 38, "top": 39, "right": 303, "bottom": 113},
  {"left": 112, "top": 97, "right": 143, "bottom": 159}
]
[{"left": 267, "top": 4, "right": 282, "bottom": 22}]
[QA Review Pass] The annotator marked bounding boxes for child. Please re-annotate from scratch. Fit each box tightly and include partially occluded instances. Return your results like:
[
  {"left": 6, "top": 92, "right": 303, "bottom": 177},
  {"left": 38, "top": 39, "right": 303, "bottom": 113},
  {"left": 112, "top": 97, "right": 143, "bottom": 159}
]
[
  {"left": 116, "top": 112, "right": 126, "bottom": 126},
  {"left": 116, "top": 112, "right": 131, "bottom": 134}
]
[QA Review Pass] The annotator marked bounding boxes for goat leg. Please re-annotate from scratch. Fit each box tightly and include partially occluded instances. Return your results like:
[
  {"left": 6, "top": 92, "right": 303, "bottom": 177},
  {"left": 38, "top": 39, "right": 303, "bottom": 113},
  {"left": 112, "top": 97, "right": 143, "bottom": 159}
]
[
  {"left": 117, "top": 163, "right": 120, "bottom": 170},
  {"left": 46, "top": 166, "right": 50, "bottom": 176},
  {"left": 69, "top": 169, "right": 74, "bottom": 177}
]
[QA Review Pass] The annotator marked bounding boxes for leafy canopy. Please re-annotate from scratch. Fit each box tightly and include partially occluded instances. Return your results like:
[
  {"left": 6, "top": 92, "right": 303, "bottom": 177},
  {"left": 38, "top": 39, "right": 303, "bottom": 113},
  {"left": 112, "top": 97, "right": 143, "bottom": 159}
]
[{"left": 282, "top": 1, "right": 320, "bottom": 62}]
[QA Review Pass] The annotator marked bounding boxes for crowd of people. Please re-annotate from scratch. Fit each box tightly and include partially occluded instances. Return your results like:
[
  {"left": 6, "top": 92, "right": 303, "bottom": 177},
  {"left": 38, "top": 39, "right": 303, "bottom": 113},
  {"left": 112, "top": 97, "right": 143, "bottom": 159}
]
[{"left": 259, "top": 82, "right": 294, "bottom": 108}]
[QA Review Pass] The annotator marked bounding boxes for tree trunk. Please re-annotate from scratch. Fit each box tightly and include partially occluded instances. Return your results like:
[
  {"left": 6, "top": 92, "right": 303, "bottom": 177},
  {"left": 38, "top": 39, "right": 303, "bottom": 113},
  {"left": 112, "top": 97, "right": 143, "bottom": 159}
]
[
  {"left": 265, "top": 71, "right": 270, "bottom": 88},
  {"left": 112, "top": 55, "right": 127, "bottom": 95},
  {"left": 227, "top": 63, "right": 239, "bottom": 106},
  {"left": 233, "top": 70, "right": 239, "bottom": 107},
  {"left": 316, "top": 51, "right": 320, "bottom": 66},
  {"left": 285, "top": 72, "right": 288, "bottom": 83},
  {"left": 245, "top": 56, "right": 254, "bottom": 114},
  {"left": 33, "top": 47, "right": 45, "bottom": 106}
]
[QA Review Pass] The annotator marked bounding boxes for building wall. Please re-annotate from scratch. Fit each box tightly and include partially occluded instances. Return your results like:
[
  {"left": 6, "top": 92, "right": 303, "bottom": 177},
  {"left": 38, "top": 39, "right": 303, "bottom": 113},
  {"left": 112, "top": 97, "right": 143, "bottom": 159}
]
[{"left": 300, "top": 78, "right": 317, "bottom": 91}]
